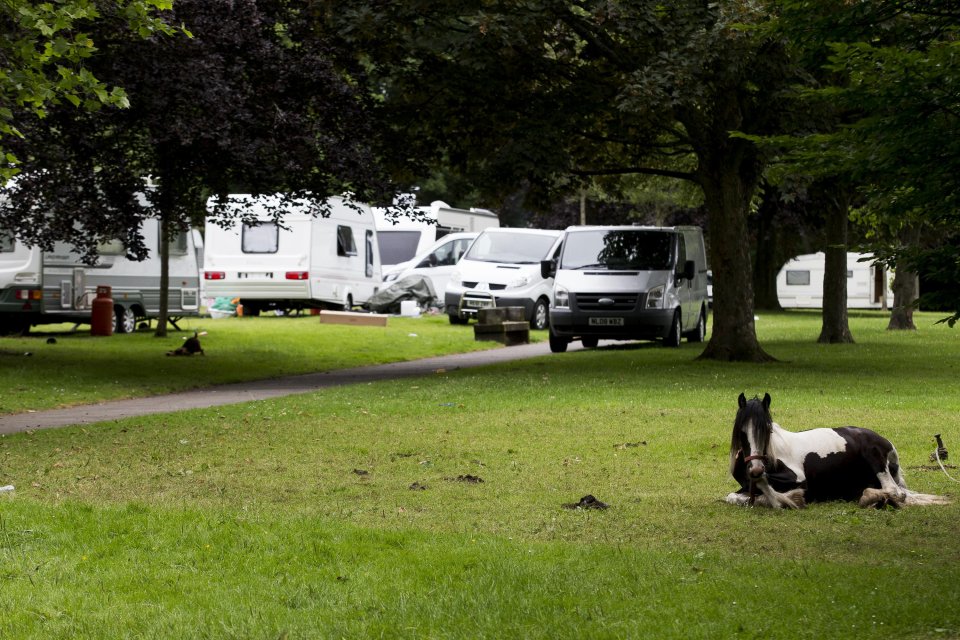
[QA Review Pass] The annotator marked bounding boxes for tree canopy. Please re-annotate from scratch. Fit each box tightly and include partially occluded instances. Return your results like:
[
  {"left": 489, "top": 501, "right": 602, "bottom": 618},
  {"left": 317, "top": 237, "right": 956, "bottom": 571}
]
[
  {"left": 0, "top": 0, "right": 177, "bottom": 181},
  {"left": 324, "top": 0, "right": 808, "bottom": 360},
  {"left": 764, "top": 0, "right": 960, "bottom": 325},
  {"left": 1, "top": 0, "right": 405, "bottom": 334}
]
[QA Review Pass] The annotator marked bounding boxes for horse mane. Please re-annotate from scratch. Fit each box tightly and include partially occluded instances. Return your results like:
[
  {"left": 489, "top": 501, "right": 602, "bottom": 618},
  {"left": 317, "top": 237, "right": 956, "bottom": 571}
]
[{"left": 730, "top": 394, "right": 774, "bottom": 463}]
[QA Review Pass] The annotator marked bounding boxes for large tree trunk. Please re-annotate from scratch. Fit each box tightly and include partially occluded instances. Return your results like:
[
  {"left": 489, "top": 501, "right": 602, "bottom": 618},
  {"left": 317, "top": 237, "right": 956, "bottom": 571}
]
[
  {"left": 818, "top": 193, "right": 853, "bottom": 343},
  {"left": 887, "top": 267, "right": 918, "bottom": 330},
  {"left": 696, "top": 154, "right": 775, "bottom": 362},
  {"left": 753, "top": 186, "right": 783, "bottom": 311},
  {"left": 154, "top": 179, "right": 172, "bottom": 339}
]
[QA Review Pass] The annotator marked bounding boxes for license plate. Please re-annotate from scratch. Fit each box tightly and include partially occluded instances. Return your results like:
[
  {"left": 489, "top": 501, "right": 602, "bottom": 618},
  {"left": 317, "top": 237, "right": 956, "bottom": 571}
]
[
  {"left": 589, "top": 317, "right": 623, "bottom": 326},
  {"left": 238, "top": 272, "right": 274, "bottom": 279},
  {"left": 466, "top": 299, "right": 494, "bottom": 309}
]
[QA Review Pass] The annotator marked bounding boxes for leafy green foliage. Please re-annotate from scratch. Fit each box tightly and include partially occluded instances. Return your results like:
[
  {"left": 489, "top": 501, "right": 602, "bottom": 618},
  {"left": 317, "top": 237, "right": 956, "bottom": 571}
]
[
  {"left": 0, "top": 0, "right": 176, "bottom": 181},
  {"left": 763, "top": 0, "right": 960, "bottom": 323}
]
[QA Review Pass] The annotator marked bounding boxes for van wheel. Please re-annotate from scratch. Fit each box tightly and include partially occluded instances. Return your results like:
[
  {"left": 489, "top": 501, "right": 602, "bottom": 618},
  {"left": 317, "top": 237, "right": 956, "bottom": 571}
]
[
  {"left": 531, "top": 297, "right": 550, "bottom": 330},
  {"left": 581, "top": 337, "right": 599, "bottom": 348},
  {"left": 115, "top": 307, "right": 136, "bottom": 334},
  {"left": 687, "top": 307, "right": 707, "bottom": 343},
  {"left": 549, "top": 330, "right": 569, "bottom": 353},
  {"left": 663, "top": 310, "right": 682, "bottom": 348},
  {"left": 449, "top": 314, "right": 468, "bottom": 325}
]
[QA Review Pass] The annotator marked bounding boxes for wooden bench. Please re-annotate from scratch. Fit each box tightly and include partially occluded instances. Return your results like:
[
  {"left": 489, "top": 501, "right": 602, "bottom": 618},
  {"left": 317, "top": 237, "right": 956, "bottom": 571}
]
[{"left": 473, "top": 307, "right": 530, "bottom": 345}]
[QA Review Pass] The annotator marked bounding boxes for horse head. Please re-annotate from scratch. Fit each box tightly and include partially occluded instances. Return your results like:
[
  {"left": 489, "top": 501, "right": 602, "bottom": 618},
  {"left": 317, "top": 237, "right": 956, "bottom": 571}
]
[{"left": 731, "top": 392, "right": 773, "bottom": 480}]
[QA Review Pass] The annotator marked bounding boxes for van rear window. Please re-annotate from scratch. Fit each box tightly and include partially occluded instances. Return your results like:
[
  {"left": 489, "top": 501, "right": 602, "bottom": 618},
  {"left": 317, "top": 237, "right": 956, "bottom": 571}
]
[
  {"left": 378, "top": 230, "right": 422, "bottom": 265},
  {"left": 560, "top": 230, "right": 673, "bottom": 270},
  {"left": 242, "top": 222, "right": 279, "bottom": 254}
]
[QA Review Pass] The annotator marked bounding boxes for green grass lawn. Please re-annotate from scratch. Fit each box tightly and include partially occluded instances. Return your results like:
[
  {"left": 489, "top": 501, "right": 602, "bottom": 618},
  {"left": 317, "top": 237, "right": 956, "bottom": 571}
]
[
  {"left": 1, "top": 310, "right": 959, "bottom": 638},
  {"left": 0, "top": 314, "right": 532, "bottom": 414}
]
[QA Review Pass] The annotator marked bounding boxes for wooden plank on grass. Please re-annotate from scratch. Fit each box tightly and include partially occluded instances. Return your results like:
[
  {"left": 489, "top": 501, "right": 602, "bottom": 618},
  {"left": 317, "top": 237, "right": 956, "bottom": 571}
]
[{"left": 318, "top": 310, "right": 388, "bottom": 327}]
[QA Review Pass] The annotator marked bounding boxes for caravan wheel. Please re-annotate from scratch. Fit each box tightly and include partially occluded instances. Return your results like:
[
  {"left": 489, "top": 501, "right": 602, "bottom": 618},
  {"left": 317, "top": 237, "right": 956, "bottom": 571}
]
[{"left": 115, "top": 307, "right": 137, "bottom": 334}]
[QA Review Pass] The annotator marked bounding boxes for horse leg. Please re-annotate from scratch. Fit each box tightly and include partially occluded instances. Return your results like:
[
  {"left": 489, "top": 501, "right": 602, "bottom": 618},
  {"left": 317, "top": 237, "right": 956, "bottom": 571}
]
[
  {"left": 725, "top": 491, "right": 752, "bottom": 506},
  {"left": 746, "top": 480, "right": 806, "bottom": 509}
]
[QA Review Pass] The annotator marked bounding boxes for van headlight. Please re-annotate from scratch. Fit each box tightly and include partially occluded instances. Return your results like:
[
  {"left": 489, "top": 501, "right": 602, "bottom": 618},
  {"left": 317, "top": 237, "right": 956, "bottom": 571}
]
[
  {"left": 507, "top": 275, "right": 530, "bottom": 289},
  {"left": 646, "top": 285, "right": 664, "bottom": 309},
  {"left": 554, "top": 286, "right": 569, "bottom": 309},
  {"left": 383, "top": 271, "right": 400, "bottom": 283}
]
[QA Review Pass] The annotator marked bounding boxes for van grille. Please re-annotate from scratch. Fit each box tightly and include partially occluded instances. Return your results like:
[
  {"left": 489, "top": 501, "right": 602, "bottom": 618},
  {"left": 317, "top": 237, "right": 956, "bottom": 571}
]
[
  {"left": 573, "top": 292, "right": 641, "bottom": 312},
  {"left": 462, "top": 281, "right": 507, "bottom": 291}
]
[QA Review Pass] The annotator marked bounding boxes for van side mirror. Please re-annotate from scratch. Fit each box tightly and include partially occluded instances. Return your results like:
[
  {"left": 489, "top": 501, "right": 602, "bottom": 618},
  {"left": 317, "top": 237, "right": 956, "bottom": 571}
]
[
  {"left": 541, "top": 259, "right": 557, "bottom": 279},
  {"left": 682, "top": 260, "right": 696, "bottom": 281}
]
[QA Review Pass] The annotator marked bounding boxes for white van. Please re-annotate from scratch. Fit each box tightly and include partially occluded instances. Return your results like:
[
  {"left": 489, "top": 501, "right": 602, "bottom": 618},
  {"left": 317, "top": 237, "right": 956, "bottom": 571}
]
[
  {"left": 203, "top": 194, "right": 380, "bottom": 314},
  {"left": 0, "top": 221, "right": 202, "bottom": 334},
  {"left": 444, "top": 227, "right": 562, "bottom": 329},
  {"left": 543, "top": 225, "right": 709, "bottom": 352},
  {"left": 375, "top": 200, "right": 499, "bottom": 269},
  {"left": 381, "top": 232, "right": 478, "bottom": 300},
  {"left": 777, "top": 252, "right": 892, "bottom": 309}
]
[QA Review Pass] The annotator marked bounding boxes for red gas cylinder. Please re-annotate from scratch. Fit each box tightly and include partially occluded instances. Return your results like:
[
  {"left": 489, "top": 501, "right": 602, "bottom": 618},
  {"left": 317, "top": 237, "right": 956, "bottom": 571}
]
[{"left": 91, "top": 285, "right": 114, "bottom": 336}]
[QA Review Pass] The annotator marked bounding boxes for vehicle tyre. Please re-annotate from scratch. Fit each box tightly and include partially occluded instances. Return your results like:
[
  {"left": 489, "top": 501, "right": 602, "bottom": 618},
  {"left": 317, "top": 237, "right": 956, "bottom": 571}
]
[
  {"left": 531, "top": 297, "right": 550, "bottom": 330},
  {"left": 242, "top": 302, "right": 259, "bottom": 317},
  {"left": 115, "top": 306, "right": 137, "bottom": 334},
  {"left": 687, "top": 307, "right": 707, "bottom": 343},
  {"left": 663, "top": 310, "right": 682, "bottom": 348},
  {"left": 581, "top": 336, "right": 599, "bottom": 348},
  {"left": 549, "top": 330, "right": 569, "bottom": 353},
  {"left": 449, "top": 313, "right": 468, "bottom": 325}
]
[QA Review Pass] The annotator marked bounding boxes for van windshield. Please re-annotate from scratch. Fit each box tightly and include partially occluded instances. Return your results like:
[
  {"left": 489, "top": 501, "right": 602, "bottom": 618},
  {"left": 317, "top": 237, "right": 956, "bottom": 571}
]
[
  {"left": 560, "top": 229, "right": 673, "bottom": 270},
  {"left": 464, "top": 231, "right": 557, "bottom": 264}
]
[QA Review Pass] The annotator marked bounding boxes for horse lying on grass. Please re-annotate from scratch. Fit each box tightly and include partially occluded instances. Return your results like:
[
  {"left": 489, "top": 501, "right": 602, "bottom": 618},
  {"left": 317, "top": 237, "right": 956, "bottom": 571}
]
[{"left": 726, "top": 393, "right": 951, "bottom": 509}]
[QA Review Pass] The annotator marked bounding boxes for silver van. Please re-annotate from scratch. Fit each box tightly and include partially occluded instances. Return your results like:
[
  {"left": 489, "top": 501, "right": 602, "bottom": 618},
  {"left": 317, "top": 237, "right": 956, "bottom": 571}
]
[{"left": 541, "top": 225, "right": 709, "bottom": 352}]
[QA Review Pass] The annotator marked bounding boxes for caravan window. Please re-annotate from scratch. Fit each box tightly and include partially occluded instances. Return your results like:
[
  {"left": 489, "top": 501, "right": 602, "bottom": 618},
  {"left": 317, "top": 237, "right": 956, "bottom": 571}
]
[
  {"left": 337, "top": 225, "right": 357, "bottom": 257},
  {"left": 0, "top": 231, "right": 14, "bottom": 253},
  {"left": 786, "top": 270, "right": 810, "bottom": 286},
  {"left": 168, "top": 230, "right": 189, "bottom": 256},
  {"left": 98, "top": 238, "right": 125, "bottom": 256},
  {"left": 242, "top": 222, "right": 279, "bottom": 254},
  {"left": 365, "top": 230, "right": 374, "bottom": 277}
]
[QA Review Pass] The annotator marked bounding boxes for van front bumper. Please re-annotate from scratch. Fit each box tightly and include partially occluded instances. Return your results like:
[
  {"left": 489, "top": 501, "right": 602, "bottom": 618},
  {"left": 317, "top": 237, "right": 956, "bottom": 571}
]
[{"left": 549, "top": 307, "right": 675, "bottom": 340}]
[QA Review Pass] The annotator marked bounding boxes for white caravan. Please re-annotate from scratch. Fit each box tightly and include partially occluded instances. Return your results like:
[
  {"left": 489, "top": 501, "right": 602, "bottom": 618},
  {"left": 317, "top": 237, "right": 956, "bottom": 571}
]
[
  {"left": 777, "top": 252, "right": 893, "bottom": 309},
  {"left": 203, "top": 194, "right": 381, "bottom": 314},
  {"left": 0, "top": 222, "right": 202, "bottom": 334},
  {"left": 375, "top": 200, "right": 499, "bottom": 269},
  {"left": 542, "top": 226, "right": 709, "bottom": 352}
]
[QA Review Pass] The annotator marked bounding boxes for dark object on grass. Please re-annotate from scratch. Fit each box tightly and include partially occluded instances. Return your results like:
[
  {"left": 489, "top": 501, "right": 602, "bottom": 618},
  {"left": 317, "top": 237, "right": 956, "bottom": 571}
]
[
  {"left": 931, "top": 434, "right": 949, "bottom": 462},
  {"left": 409, "top": 482, "right": 427, "bottom": 490},
  {"left": 167, "top": 331, "right": 206, "bottom": 356},
  {"left": 453, "top": 474, "right": 484, "bottom": 483},
  {"left": 46, "top": 337, "right": 57, "bottom": 345},
  {"left": 352, "top": 469, "right": 369, "bottom": 476},
  {"left": 563, "top": 494, "right": 610, "bottom": 510}
]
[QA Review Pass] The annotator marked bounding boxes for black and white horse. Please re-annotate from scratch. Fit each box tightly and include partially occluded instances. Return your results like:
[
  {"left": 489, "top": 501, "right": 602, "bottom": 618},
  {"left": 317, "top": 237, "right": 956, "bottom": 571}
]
[{"left": 726, "top": 393, "right": 950, "bottom": 509}]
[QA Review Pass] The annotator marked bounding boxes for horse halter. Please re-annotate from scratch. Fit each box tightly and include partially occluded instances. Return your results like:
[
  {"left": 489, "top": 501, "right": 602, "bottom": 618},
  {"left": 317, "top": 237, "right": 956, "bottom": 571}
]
[{"left": 739, "top": 450, "right": 768, "bottom": 505}]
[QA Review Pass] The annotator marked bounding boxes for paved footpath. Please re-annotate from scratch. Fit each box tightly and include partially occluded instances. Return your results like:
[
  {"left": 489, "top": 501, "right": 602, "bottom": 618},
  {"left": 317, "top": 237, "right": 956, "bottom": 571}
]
[{"left": 0, "top": 341, "right": 577, "bottom": 435}]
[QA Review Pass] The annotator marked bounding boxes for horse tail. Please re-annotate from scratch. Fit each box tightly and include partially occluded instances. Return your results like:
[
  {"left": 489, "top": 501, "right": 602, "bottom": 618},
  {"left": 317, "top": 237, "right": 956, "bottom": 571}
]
[
  {"left": 888, "top": 448, "right": 951, "bottom": 505},
  {"left": 902, "top": 490, "right": 952, "bottom": 506}
]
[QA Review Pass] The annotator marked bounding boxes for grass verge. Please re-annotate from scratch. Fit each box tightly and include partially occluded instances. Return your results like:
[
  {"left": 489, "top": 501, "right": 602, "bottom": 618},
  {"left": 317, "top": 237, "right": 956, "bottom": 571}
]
[
  {"left": 0, "top": 314, "right": 534, "bottom": 414},
  {"left": 0, "top": 310, "right": 958, "bottom": 638}
]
